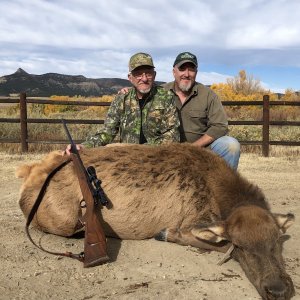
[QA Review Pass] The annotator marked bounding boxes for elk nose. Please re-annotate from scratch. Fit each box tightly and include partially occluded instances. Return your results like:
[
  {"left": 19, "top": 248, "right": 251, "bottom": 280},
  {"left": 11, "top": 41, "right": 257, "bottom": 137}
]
[{"left": 264, "top": 281, "right": 286, "bottom": 298}]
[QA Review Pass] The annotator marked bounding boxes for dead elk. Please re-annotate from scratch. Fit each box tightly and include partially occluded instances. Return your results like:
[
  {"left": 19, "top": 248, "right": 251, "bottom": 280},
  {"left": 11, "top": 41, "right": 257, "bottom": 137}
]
[{"left": 16, "top": 143, "right": 295, "bottom": 299}]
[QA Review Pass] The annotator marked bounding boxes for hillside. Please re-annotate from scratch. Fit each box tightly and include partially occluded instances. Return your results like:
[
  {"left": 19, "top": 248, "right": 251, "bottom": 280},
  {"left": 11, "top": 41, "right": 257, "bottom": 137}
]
[{"left": 0, "top": 68, "right": 131, "bottom": 97}]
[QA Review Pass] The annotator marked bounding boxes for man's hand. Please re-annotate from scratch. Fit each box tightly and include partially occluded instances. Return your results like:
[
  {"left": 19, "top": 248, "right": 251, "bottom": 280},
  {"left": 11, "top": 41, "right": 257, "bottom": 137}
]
[
  {"left": 62, "top": 144, "right": 84, "bottom": 156},
  {"left": 118, "top": 87, "right": 130, "bottom": 95},
  {"left": 192, "top": 134, "right": 214, "bottom": 148}
]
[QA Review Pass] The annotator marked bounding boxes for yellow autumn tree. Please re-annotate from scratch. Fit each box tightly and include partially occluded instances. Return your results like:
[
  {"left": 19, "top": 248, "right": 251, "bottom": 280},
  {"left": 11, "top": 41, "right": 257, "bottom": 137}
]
[
  {"left": 85, "top": 95, "right": 113, "bottom": 117},
  {"left": 42, "top": 95, "right": 114, "bottom": 116},
  {"left": 281, "top": 89, "right": 300, "bottom": 101},
  {"left": 227, "top": 70, "right": 264, "bottom": 96},
  {"left": 44, "top": 96, "right": 75, "bottom": 115},
  {"left": 211, "top": 70, "right": 277, "bottom": 101},
  {"left": 211, "top": 70, "right": 281, "bottom": 123}
]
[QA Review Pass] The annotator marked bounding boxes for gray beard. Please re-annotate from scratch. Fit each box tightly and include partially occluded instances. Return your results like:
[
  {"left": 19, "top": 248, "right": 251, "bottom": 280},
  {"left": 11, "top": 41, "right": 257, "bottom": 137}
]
[
  {"left": 179, "top": 81, "right": 192, "bottom": 92},
  {"left": 138, "top": 88, "right": 151, "bottom": 94}
]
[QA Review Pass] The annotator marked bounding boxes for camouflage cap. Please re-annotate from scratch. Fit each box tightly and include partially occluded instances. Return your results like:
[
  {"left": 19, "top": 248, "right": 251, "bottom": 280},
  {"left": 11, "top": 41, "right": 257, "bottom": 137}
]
[
  {"left": 173, "top": 52, "right": 198, "bottom": 68},
  {"left": 129, "top": 52, "right": 155, "bottom": 72}
]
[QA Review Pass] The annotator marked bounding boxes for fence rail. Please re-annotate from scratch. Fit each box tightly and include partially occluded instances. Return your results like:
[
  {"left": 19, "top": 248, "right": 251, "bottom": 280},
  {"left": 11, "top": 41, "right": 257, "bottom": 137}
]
[{"left": 1, "top": 93, "right": 300, "bottom": 156}]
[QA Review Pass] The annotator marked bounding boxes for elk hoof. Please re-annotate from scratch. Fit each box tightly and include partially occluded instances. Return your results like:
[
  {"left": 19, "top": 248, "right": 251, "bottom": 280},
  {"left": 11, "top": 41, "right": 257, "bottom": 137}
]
[{"left": 155, "top": 229, "right": 168, "bottom": 241}]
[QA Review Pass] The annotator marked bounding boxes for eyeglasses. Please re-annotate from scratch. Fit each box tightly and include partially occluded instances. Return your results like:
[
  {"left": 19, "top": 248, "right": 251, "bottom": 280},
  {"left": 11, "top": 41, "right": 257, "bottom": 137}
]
[{"left": 131, "top": 71, "right": 154, "bottom": 80}]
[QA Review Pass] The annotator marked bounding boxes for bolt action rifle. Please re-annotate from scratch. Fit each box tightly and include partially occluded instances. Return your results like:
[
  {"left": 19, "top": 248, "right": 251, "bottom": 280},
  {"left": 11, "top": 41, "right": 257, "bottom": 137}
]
[{"left": 62, "top": 119, "right": 109, "bottom": 267}]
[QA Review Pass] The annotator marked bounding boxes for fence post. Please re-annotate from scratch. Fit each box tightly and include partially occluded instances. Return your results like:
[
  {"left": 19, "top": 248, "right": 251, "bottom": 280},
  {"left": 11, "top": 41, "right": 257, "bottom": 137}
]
[
  {"left": 20, "top": 93, "right": 28, "bottom": 152},
  {"left": 262, "top": 95, "right": 270, "bottom": 157}
]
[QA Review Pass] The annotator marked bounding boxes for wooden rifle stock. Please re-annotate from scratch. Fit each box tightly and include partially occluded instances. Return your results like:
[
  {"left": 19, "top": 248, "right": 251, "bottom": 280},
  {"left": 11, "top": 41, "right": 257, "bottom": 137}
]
[
  {"left": 70, "top": 153, "right": 109, "bottom": 267},
  {"left": 62, "top": 120, "right": 109, "bottom": 267}
]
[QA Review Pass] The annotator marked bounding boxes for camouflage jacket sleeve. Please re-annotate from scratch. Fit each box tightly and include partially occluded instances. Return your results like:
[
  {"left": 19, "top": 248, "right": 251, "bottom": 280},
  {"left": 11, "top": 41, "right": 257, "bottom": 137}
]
[{"left": 82, "top": 94, "right": 125, "bottom": 147}]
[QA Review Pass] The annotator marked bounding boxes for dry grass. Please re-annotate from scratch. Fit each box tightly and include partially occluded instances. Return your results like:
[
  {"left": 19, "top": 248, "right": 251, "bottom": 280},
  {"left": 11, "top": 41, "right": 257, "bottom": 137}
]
[
  {"left": 241, "top": 145, "right": 300, "bottom": 157},
  {"left": 1, "top": 98, "right": 299, "bottom": 155}
]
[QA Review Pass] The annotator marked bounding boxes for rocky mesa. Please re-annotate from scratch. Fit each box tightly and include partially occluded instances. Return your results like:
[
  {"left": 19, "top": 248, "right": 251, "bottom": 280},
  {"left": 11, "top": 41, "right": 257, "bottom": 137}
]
[{"left": 0, "top": 68, "right": 131, "bottom": 97}]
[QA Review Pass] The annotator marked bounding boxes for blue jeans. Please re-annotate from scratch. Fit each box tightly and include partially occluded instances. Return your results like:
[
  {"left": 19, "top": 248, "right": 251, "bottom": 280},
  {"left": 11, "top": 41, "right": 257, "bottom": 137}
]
[{"left": 208, "top": 136, "right": 240, "bottom": 170}]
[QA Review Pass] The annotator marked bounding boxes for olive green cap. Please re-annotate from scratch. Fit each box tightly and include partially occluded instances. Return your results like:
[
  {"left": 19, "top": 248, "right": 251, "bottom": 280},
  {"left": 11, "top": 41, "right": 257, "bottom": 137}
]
[{"left": 129, "top": 52, "right": 155, "bottom": 72}]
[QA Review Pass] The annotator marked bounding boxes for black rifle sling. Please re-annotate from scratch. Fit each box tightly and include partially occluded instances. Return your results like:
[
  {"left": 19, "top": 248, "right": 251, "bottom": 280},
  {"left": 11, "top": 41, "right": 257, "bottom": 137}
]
[{"left": 25, "top": 158, "right": 84, "bottom": 262}]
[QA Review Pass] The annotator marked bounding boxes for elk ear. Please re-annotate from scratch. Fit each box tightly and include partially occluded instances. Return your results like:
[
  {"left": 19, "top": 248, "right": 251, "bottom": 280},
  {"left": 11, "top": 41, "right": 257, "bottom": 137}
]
[
  {"left": 191, "top": 222, "right": 228, "bottom": 243},
  {"left": 273, "top": 213, "right": 295, "bottom": 233}
]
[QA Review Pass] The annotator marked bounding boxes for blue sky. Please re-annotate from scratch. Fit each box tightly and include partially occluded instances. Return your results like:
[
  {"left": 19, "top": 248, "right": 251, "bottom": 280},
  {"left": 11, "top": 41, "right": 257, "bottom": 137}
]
[{"left": 1, "top": 0, "right": 300, "bottom": 93}]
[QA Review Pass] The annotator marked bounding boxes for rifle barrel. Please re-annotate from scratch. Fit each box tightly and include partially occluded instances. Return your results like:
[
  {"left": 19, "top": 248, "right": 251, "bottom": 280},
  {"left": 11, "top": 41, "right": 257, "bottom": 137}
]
[{"left": 62, "top": 119, "right": 79, "bottom": 155}]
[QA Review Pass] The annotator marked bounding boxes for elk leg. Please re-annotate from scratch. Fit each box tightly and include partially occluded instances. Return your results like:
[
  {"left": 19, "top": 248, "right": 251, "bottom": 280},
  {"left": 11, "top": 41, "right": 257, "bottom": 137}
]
[{"left": 155, "top": 228, "right": 230, "bottom": 253}]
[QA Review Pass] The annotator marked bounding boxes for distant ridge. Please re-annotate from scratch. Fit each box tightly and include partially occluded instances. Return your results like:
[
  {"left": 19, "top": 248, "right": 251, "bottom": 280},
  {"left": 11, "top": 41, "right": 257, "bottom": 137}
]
[{"left": 0, "top": 69, "right": 133, "bottom": 97}]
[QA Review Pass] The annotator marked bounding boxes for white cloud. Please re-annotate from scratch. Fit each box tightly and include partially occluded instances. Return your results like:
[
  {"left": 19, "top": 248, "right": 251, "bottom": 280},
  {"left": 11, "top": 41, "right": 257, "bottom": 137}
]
[
  {"left": 1, "top": 0, "right": 300, "bottom": 50},
  {"left": 0, "top": 0, "right": 300, "bottom": 90},
  {"left": 198, "top": 72, "right": 232, "bottom": 85}
]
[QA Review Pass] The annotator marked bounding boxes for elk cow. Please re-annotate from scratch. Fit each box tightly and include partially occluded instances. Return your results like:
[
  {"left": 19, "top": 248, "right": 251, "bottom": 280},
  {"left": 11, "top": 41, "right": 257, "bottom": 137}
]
[{"left": 16, "top": 143, "right": 295, "bottom": 299}]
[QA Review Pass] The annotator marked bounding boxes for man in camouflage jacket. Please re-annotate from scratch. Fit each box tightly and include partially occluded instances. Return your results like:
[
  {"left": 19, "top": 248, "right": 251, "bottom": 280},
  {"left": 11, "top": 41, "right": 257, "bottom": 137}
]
[{"left": 83, "top": 53, "right": 180, "bottom": 147}]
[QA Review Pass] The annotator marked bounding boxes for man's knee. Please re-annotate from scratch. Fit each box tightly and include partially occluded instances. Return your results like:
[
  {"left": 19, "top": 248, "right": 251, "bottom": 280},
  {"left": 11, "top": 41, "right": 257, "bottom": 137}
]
[
  {"left": 223, "top": 136, "right": 240, "bottom": 154},
  {"left": 212, "top": 136, "right": 240, "bottom": 154},
  {"left": 209, "top": 136, "right": 240, "bottom": 170}
]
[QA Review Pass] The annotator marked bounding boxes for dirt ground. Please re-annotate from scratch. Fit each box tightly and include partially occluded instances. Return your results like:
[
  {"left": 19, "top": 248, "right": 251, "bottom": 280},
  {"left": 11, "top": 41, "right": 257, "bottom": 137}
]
[{"left": 0, "top": 151, "right": 299, "bottom": 300}]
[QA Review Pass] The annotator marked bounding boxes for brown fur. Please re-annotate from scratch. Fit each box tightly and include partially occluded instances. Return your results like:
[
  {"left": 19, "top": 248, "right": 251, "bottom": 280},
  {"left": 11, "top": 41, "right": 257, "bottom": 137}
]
[{"left": 16, "top": 143, "right": 295, "bottom": 300}]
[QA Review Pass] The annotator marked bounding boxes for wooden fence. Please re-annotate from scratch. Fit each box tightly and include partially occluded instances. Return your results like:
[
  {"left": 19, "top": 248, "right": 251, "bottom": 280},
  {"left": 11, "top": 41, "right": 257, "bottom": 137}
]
[{"left": 0, "top": 93, "right": 300, "bottom": 156}]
